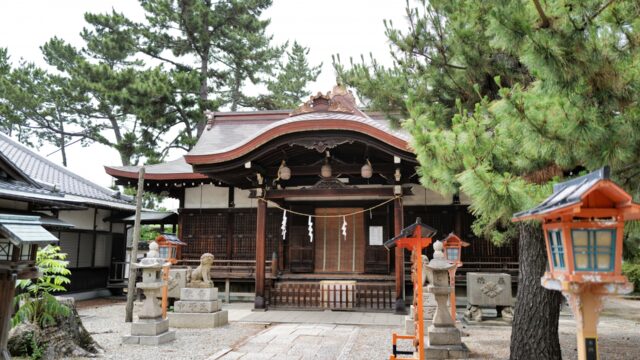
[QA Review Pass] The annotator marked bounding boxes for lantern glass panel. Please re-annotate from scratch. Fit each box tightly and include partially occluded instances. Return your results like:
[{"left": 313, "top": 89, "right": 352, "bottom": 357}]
[
  {"left": 571, "top": 229, "right": 615, "bottom": 272},
  {"left": 20, "top": 243, "right": 32, "bottom": 260},
  {"left": 159, "top": 246, "right": 169, "bottom": 259},
  {"left": 171, "top": 247, "right": 177, "bottom": 259},
  {"left": 446, "top": 248, "right": 460, "bottom": 261},
  {"left": 0, "top": 241, "right": 12, "bottom": 261},
  {"left": 547, "top": 230, "right": 565, "bottom": 269},
  {"left": 572, "top": 230, "right": 590, "bottom": 270}
]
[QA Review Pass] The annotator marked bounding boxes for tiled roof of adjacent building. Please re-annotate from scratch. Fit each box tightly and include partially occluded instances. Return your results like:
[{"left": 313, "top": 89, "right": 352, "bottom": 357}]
[{"left": 0, "top": 132, "right": 134, "bottom": 210}]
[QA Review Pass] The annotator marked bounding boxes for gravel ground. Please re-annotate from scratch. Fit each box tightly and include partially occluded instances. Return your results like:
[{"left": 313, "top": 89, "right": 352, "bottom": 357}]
[
  {"left": 71, "top": 297, "right": 640, "bottom": 359},
  {"left": 75, "top": 302, "right": 265, "bottom": 360}
]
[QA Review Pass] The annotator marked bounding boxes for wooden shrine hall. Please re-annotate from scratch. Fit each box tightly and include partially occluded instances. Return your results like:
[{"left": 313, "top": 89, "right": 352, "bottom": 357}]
[{"left": 105, "top": 85, "right": 518, "bottom": 312}]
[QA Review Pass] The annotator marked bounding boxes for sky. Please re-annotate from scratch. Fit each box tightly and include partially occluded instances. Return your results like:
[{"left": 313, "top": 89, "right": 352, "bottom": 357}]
[{"left": 0, "top": 0, "right": 408, "bottom": 192}]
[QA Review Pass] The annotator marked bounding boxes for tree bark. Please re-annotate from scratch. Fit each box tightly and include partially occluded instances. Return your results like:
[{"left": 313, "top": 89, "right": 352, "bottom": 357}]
[{"left": 509, "top": 222, "right": 562, "bottom": 360}]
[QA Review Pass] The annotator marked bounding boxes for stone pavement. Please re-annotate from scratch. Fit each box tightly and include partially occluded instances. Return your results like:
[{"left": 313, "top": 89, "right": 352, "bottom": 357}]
[
  {"left": 235, "top": 307, "right": 403, "bottom": 326},
  {"left": 210, "top": 323, "right": 361, "bottom": 360}
]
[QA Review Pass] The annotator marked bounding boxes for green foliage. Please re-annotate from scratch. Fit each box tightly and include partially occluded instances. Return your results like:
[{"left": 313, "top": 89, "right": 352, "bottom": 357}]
[
  {"left": 622, "top": 262, "right": 640, "bottom": 291},
  {"left": 141, "top": 226, "right": 161, "bottom": 242},
  {"left": 337, "top": 0, "right": 640, "bottom": 246},
  {"left": 259, "top": 42, "right": 322, "bottom": 109},
  {"left": 12, "top": 245, "right": 71, "bottom": 328}
]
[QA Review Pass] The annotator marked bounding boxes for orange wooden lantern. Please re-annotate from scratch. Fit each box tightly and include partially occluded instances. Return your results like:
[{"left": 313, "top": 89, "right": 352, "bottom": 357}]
[
  {"left": 513, "top": 167, "right": 637, "bottom": 360},
  {"left": 384, "top": 218, "right": 436, "bottom": 360},
  {"left": 442, "top": 233, "right": 470, "bottom": 320},
  {"left": 155, "top": 233, "right": 186, "bottom": 265}
]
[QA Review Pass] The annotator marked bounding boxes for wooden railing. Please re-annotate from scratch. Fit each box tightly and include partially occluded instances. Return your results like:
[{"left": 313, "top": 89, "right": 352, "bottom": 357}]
[
  {"left": 268, "top": 282, "right": 395, "bottom": 311},
  {"left": 174, "top": 259, "right": 272, "bottom": 279}
]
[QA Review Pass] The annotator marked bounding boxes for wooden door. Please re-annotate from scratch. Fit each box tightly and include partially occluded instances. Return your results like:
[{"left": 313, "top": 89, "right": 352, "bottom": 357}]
[
  {"left": 288, "top": 205, "right": 315, "bottom": 272},
  {"left": 314, "top": 208, "right": 365, "bottom": 273}
]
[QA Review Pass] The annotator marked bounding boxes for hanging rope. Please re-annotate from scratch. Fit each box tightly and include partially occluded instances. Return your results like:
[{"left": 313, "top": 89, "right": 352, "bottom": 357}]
[{"left": 257, "top": 195, "right": 401, "bottom": 218}]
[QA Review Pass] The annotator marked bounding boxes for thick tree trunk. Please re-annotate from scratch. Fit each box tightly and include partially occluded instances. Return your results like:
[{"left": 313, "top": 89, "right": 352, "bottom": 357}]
[{"left": 509, "top": 222, "right": 562, "bottom": 360}]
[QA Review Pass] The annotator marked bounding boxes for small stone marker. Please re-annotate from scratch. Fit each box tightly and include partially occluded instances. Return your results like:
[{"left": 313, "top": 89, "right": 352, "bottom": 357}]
[{"left": 123, "top": 242, "right": 176, "bottom": 345}]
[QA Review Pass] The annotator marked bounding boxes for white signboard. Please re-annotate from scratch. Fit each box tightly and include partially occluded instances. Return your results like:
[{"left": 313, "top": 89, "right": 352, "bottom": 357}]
[{"left": 369, "top": 226, "right": 384, "bottom": 246}]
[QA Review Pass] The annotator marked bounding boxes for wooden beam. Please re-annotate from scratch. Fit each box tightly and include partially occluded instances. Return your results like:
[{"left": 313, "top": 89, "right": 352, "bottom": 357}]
[
  {"left": 264, "top": 163, "right": 401, "bottom": 177},
  {"left": 394, "top": 197, "right": 406, "bottom": 314},
  {"left": 252, "top": 186, "right": 413, "bottom": 199},
  {"left": 254, "top": 198, "right": 267, "bottom": 309}
]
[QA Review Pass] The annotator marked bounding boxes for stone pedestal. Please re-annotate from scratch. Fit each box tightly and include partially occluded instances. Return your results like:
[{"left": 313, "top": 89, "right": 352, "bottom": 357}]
[
  {"left": 424, "top": 241, "right": 468, "bottom": 359},
  {"left": 168, "top": 287, "right": 228, "bottom": 328},
  {"left": 123, "top": 242, "right": 176, "bottom": 345},
  {"left": 404, "top": 290, "right": 437, "bottom": 335},
  {"left": 464, "top": 272, "right": 513, "bottom": 324}
]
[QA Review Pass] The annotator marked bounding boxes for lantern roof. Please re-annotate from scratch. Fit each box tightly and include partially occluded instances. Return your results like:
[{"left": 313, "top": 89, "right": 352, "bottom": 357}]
[
  {"left": 0, "top": 214, "right": 58, "bottom": 247},
  {"left": 513, "top": 166, "right": 640, "bottom": 221},
  {"left": 442, "top": 233, "right": 470, "bottom": 247},
  {"left": 384, "top": 217, "right": 437, "bottom": 249},
  {"left": 156, "top": 233, "right": 186, "bottom": 246}
]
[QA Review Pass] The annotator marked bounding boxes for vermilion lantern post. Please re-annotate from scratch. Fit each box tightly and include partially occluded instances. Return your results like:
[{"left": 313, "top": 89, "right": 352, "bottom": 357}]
[
  {"left": 442, "top": 233, "right": 470, "bottom": 320},
  {"left": 513, "top": 167, "right": 637, "bottom": 360},
  {"left": 384, "top": 218, "right": 436, "bottom": 360}
]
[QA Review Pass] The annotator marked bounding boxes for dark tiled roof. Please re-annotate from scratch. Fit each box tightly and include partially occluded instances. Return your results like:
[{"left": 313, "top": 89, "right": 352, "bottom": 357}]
[
  {"left": 0, "top": 132, "right": 134, "bottom": 209},
  {"left": 513, "top": 167, "right": 610, "bottom": 219},
  {"left": 190, "top": 111, "right": 410, "bottom": 157}
]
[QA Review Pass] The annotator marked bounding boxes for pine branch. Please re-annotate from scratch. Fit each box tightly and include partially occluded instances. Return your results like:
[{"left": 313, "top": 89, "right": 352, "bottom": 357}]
[{"left": 532, "top": 0, "right": 551, "bottom": 28}]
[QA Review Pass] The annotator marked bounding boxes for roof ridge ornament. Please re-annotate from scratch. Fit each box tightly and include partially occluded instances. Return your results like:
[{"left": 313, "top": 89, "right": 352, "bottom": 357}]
[{"left": 290, "top": 84, "right": 362, "bottom": 116}]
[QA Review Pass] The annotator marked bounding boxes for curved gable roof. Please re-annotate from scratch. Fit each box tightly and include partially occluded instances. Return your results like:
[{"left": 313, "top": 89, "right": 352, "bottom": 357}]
[{"left": 185, "top": 111, "right": 411, "bottom": 165}]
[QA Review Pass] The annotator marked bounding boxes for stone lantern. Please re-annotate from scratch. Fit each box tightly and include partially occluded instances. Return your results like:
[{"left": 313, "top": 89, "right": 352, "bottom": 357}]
[
  {"left": 442, "top": 233, "right": 470, "bottom": 320},
  {"left": 123, "top": 241, "right": 175, "bottom": 345},
  {"left": 513, "top": 167, "right": 637, "bottom": 360},
  {"left": 0, "top": 214, "right": 58, "bottom": 359},
  {"left": 424, "top": 240, "right": 468, "bottom": 359}
]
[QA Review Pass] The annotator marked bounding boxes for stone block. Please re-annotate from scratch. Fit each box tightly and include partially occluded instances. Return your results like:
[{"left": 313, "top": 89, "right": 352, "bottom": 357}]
[
  {"left": 131, "top": 318, "right": 169, "bottom": 336},
  {"left": 424, "top": 344, "right": 469, "bottom": 360},
  {"left": 169, "top": 310, "right": 228, "bottom": 328},
  {"left": 404, "top": 316, "right": 415, "bottom": 335},
  {"left": 180, "top": 287, "right": 218, "bottom": 301},
  {"left": 139, "top": 330, "right": 176, "bottom": 345},
  {"left": 168, "top": 269, "right": 188, "bottom": 298},
  {"left": 427, "top": 325, "right": 461, "bottom": 346},
  {"left": 174, "top": 300, "right": 220, "bottom": 313},
  {"left": 466, "top": 272, "right": 513, "bottom": 307},
  {"left": 122, "top": 330, "right": 176, "bottom": 345}
]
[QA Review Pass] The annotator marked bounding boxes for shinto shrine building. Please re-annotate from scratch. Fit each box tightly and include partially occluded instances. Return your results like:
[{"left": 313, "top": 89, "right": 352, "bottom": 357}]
[{"left": 105, "top": 86, "right": 518, "bottom": 312}]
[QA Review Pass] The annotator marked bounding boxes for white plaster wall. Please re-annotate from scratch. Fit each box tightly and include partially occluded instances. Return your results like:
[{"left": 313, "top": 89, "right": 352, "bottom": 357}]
[
  {"left": 0, "top": 198, "right": 29, "bottom": 211},
  {"left": 234, "top": 188, "right": 259, "bottom": 208},
  {"left": 185, "top": 184, "right": 228, "bottom": 208},
  {"left": 58, "top": 209, "right": 95, "bottom": 230}
]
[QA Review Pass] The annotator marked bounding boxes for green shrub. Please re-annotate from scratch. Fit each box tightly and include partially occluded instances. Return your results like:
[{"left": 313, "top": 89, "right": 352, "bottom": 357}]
[
  {"left": 622, "top": 261, "right": 640, "bottom": 291},
  {"left": 12, "top": 245, "right": 71, "bottom": 328}
]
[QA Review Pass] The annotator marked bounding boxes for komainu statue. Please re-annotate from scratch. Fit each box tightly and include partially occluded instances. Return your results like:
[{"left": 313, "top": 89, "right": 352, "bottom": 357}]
[{"left": 186, "top": 253, "right": 215, "bottom": 288}]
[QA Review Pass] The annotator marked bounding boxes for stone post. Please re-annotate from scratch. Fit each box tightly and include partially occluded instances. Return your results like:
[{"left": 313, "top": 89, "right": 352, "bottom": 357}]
[
  {"left": 123, "top": 242, "right": 176, "bottom": 345},
  {"left": 424, "top": 241, "right": 468, "bottom": 359}
]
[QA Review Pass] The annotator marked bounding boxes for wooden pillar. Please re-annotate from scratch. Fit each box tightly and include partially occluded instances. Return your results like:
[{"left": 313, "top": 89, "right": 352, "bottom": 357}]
[
  {"left": 0, "top": 272, "right": 17, "bottom": 360},
  {"left": 394, "top": 197, "right": 405, "bottom": 314},
  {"left": 255, "top": 198, "right": 267, "bottom": 309}
]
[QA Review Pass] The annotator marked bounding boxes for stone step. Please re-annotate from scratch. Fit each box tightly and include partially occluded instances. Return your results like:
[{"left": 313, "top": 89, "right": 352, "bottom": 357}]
[{"left": 168, "top": 310, "right": 229, "bottom": 328}]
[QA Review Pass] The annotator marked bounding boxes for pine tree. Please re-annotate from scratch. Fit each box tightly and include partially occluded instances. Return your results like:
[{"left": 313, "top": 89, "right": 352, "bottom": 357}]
[
  {"left": 337, "top": 1, "right": 640, "bottom": 358},
  {"left": 259, "top": 42, "right": 322, "bottom": 109}
]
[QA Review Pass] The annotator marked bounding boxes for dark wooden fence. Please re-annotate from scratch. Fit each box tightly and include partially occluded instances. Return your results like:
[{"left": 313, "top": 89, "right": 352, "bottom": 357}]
[{"left": 268, "top": 282, "right": 394, "bottom": 311}]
